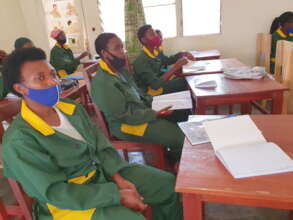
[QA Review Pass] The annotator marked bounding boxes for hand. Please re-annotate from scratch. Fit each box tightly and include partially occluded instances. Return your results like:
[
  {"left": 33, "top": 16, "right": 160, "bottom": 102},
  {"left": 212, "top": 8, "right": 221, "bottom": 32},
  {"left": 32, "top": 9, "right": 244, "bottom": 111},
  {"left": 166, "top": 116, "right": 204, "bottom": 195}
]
[
  {"left": 120, "top": 189, "right": 148, "bottom": 213},
  {"left": 113, "top": 173, "right": 141, "bottom": 199},
  {"left": 181, "top": 52, "right": 196, "bottom": 61},
  {"left": 156, "top": 105, "right": 173, "bottom": 117},
  {"left": 173, "top": 58, "right": 188, "bottom": 71},
  {"left": 78, "top": 51, "right": 89, "bottom": 60}
]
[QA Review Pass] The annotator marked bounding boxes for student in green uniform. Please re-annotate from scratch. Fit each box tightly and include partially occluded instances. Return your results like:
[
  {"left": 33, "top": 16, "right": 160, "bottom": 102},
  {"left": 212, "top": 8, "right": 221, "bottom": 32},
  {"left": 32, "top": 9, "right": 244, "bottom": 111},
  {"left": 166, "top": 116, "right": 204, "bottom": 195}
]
[
  {"left": 270, "top": 11, "right": 293, "bottom": 73},
  {"left": 0, "top": 49, "right": 8, "bottom": 99},
  {"left": 91, "top": 33, "right": 186, "bottom": 163},
  {"left": 1, "top": 48, "right": 182, "bottom": 220},
  {"left": 14, "top": 37, "right": 35, "bottom": 49},
  {"left": 50, "top": 28, "right": 88, "bottom": 78},
  {"left": 133, "top": 24, "right": 196, "bottom": 96}
]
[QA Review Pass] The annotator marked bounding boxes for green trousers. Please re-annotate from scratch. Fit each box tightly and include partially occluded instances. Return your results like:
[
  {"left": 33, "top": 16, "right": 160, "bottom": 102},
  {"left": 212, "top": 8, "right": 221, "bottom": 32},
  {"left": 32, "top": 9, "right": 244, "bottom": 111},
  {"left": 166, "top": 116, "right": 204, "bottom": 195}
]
[
  {"left": 92, "top": 165, "right": 183, "bottom": 220},
  {"left": 163, "top": 77, "right": 188, "bottom": 94},
  {"left": 114, "top": 110, "right": 188, "bottom": 154}
]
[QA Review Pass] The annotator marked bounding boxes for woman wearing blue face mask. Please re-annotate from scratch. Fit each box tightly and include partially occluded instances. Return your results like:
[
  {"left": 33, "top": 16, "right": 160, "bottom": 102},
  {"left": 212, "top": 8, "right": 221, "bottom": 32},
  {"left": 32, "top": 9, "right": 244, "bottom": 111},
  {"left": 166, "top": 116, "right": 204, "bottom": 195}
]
[
  {"left": 269, "top": 11, "right": 293, "bottom": 74},
  {"left": 1, "top": 48, "right": 183, "bottom": 220}
]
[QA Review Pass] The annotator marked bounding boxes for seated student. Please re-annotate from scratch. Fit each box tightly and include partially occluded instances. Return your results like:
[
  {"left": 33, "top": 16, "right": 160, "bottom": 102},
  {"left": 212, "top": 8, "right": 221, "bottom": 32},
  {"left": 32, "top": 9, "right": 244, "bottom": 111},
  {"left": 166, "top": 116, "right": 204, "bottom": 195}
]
[
  {"left": 1, "top": 48, "right": 182, "bottom": 220},
  {"left": 50, "top": 28, "right": 88, "bottom": 78},
  {"left": 270, "top": 11, "right": 293, "bottom": 73},
  {"left": 14, "top": 37, "right": 35, "bottom": 49},
  {"left": 133, "top": 24, "right": 196, "bottom": 96},
  {"left": 0, "top": 49, "right": 8, "bottom": 99},
  {"left": 91, "top": 33, "right": 186, "bottom": 163}
]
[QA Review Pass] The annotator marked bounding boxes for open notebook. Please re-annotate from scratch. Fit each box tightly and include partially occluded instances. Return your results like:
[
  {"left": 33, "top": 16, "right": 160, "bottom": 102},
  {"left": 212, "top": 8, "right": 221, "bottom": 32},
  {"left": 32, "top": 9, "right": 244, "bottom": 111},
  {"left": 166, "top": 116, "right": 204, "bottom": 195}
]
[
  {"left": 152, "top": 91, "right": 192, "bottom": 111},
  {"left": 203, "top": 115, "right": 293, "bottom": 178}
]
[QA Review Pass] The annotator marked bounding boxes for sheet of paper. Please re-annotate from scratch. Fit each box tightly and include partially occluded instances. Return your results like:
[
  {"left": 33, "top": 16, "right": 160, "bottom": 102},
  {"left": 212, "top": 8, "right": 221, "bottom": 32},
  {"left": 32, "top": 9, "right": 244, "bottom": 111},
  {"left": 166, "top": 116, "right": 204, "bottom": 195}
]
[
  {"left": 178, "top": 121, "right": 210, "bottom": 145},
  {"left": 153, "top": 90, "right": 191, "bottom": 100},
  {"left": 152, "top": 98, "right": 192, "bottom": 111},
  {"left": 188, "top": 115, "right": 228, "bottom": 123},
  {"left": 203, "top": 115, "right": 266, "bottom": 151},
  {"left": 217, "top": 142, "right": 293, "bottom": 178}
]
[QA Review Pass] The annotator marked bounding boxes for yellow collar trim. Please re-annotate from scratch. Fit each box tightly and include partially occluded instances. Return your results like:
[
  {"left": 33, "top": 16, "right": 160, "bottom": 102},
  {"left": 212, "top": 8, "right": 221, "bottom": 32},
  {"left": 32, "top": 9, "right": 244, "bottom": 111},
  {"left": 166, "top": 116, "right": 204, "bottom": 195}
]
[
  {"left": 143, "top": 46, "right": 159, "bottom": 58},
  {"left": 276, "top": 28, "right": 287, "bottom": 38},
  {"left": 99, "top": 60, "right": 117, "bottom": 76},
  {"left": 56, "top": 43, "right": 70, "bottom": 50},
  {"left": 21, "top": 100, "right": 76, "bottom": 136},
  {"left": 158, "top": 46, "right": 163, "bottom": 52}
]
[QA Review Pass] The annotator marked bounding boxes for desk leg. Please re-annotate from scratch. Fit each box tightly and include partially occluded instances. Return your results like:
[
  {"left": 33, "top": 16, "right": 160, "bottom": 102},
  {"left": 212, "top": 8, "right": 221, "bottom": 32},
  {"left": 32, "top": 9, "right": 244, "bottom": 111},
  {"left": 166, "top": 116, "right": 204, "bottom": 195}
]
[
  {"left": 240, "top": 102, "right": 252, "bottom": 114},
  {"left": 271, "top": 92, "right": 283, "bottom": 114},
  {"left": 183, "top": 194, "right": 204, "bottom": 220},
  {"left": 195, "top": 99, "right": 207, "bottom": 115}
]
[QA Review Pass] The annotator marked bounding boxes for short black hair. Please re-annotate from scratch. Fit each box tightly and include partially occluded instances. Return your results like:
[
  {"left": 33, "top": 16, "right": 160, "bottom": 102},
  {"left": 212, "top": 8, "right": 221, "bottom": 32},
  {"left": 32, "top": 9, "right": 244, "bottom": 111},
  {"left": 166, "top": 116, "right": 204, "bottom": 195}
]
[
  {"left": 2, "top": 47, "right": 46, "bottom": 97},
  {"left": 95, "top": 33, "right": 117, "bottom": 57},
  {"left": 270, "top": 11, "right": 293, "bottom": 34},
  {"left": 137, "top": 24, "right": 152, "bottom": 43}
]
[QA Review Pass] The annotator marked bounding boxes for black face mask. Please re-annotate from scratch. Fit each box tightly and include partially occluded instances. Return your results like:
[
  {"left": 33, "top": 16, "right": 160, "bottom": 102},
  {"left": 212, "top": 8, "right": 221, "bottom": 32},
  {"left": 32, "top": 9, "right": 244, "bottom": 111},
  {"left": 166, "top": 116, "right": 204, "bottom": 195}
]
[
  {"left": 57, "top": 39, "right": 67, "bottom": 45},
  {"left": 107, "top": 51, "right": 126, "bottom": 70}
]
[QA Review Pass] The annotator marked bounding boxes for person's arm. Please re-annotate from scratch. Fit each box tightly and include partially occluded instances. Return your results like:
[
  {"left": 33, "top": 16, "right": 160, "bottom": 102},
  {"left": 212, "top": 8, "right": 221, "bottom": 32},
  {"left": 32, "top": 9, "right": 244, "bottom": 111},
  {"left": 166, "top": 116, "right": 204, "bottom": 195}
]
[
  {"left": 91, "top": 80, "right": 157, "bottom": 125},
  {"left": 76, "top": 51, "right": 89, "bottom": 61},
  {"left": 3, "top": 137, "right": 121, "bottom": 210}
]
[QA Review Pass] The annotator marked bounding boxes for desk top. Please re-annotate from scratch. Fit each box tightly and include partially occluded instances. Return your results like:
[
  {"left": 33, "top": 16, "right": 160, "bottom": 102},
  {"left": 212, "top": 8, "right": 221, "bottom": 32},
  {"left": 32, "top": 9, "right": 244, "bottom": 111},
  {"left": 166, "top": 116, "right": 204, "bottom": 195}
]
[
  {"left": 186, "top": 73, "right": 288, "bottom": 98},
  {"left": 176, "top": 115, "right": 293, "bottom": 204}
]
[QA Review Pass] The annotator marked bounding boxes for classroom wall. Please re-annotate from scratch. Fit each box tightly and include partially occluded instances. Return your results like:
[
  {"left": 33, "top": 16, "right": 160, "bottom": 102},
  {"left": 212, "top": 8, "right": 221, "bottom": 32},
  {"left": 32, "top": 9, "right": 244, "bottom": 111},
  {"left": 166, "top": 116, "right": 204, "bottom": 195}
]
[
  {"left": 163, "top": 0, "right": 293, "bottom": 65},
  {"left": 1, "top": 0, "right": 292, "bottom": 64},
  {"left": 0, "top": 0, "right": 29, "bottom": 52}
]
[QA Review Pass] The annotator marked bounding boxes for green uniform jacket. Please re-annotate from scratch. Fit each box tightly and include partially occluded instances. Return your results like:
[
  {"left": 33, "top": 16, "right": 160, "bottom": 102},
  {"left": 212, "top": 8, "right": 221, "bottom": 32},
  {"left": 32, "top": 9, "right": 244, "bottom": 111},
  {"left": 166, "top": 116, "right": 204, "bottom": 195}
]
[
  {"left": 91, "top": 60, "right": 157, "bottom": 138},
  {"left": 50, "top": 43, "right": 80, "bottom": 78},
  {"left": 133, "top": 47, "right": 180, "bottom": 95},
  {"left": 0, "top": 72, "right": 8, "bottom": 99},
  {"left": 2, "top": 99, "right": 132, "bottom": 220},
  {"left": 270, "top": 28, "right": 293, "bottom": 73}
]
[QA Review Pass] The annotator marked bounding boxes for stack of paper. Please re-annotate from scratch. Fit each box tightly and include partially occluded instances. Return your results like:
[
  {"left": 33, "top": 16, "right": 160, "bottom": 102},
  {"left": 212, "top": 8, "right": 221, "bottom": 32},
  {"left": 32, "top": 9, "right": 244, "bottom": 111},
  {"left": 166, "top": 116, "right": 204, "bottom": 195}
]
[
  {"left": 178, "top": 115, "right": 228, "bottom": 145},
  {"left": 223, "top": 66, "right": 267, "bottom": 79},
  {"left": 152, "top": 91, "right": 192, "bottom": 111},
  {"left": 203, "top": 115, "right": 293, "bottom": 178},
  {"left": 194, "top": 79, "right": 217, "bottom": 89}
]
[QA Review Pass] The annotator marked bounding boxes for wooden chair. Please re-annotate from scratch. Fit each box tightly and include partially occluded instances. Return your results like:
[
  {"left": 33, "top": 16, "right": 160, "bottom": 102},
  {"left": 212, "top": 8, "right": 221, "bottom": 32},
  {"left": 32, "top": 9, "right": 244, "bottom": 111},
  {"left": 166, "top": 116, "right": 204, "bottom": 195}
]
[
  {"left": 0, "top": 100, "right": 33, "bottom": 220},
  {"left": 256, "top": 33, "right": 272, "bottom": 73},
  {"left": 274, "top": 40, "right": 293, "bottom": 114},
  {"left": 82, "top": 63, "right": 167, "bottom": 170},
  {"left": 0, "top": 199, "right": 9, "bottom": 220}
]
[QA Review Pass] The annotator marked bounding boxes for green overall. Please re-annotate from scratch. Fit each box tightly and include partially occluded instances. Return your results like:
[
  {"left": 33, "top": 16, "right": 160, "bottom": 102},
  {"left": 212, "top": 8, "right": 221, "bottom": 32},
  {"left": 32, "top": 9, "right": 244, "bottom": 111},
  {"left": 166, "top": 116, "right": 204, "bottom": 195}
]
[
  {"left": 91, "top": 60, "right": 185, "bottom": 157},
  {"left": 50, "top": 43, "right": 80, "bottom": 78},
  {"left": 133, "top": 47, "right": 187, "bottom": 96},
  {"left": 270, "top": 28, "right": 293, "bottom": 73},
  {"left": 2, "top": 99, "right": 182, "bottom": 220}
]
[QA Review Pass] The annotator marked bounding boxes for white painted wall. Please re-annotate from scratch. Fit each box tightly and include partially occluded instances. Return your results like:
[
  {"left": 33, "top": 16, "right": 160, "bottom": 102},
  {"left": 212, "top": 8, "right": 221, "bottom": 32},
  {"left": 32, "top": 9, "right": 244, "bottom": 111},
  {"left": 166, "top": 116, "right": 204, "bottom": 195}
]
[
  {"left": 1, "top": 0, "right": 292, "bottom": 65},
  {"left": 163, "top": 0, "right": 293, "bottom": 65},
  {"left": 0, "top": 0, "right": 29, "bottom": 52}
]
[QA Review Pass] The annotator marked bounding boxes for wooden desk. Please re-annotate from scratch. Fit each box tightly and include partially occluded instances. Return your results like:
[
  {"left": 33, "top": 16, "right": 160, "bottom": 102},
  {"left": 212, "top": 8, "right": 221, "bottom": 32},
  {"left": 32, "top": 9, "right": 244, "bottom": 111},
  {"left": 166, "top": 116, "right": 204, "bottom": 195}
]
[
  {"left": 176, "top": 115, "right": 293, "bottom": 220},
  {"left": 181, "top": 58, "right": 245, "bottom": 77},
  {"left": 190, "top": 49, "right": 221, "bottom": 61},
  {"left": 186, "top": 74, "right": 288, "bottom": 114}
]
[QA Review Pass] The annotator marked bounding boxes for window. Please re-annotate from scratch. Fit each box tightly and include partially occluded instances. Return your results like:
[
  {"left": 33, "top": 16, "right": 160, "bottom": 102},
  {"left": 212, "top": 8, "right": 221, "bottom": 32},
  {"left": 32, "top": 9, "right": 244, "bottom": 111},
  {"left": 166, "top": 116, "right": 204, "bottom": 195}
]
[
  {"left": 182, "top": 0, "right": 221, "bottom": 36},
  {"left": 99, "top": 0, "right": 125, "bottom": 40},
  {"left": 99, "top": 0, "right": 221, "bottom": 40},
  {"left": 143, "top": 0, "right": 177, "bottom": 38}
]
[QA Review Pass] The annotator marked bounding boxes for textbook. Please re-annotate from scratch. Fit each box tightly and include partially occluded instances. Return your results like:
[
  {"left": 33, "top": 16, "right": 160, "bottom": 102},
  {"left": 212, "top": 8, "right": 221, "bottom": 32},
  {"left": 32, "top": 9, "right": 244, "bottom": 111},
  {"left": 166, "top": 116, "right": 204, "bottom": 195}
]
[
  {"left": 203, "top": 115, "right": 293, "bottom": 178},
  {"left": 152, "top": 91, "right": 192, "bottom": 111}
]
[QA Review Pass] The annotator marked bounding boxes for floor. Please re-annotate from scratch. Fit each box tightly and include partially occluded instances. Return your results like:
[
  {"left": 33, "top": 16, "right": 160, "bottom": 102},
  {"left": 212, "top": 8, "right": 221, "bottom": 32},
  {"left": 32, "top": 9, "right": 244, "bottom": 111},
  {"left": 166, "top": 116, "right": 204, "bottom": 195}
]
[{"left": 0, "top": 103, "right": 291, "bottom": 219}]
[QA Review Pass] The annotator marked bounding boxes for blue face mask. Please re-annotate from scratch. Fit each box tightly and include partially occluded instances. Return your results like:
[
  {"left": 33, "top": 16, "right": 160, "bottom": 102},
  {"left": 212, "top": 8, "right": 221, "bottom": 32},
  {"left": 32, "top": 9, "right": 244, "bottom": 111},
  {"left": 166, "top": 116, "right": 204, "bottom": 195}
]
[
  {"left": 25, "top": 85, "right": 60, "bottom": 106},
  {"left": 286, "top": 27, "right": 293, "bottom": 34}
]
